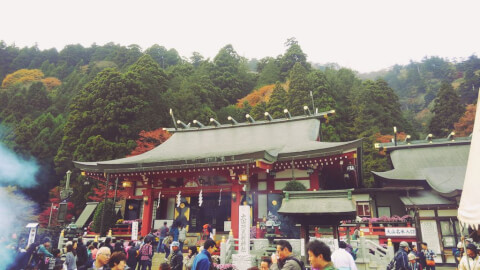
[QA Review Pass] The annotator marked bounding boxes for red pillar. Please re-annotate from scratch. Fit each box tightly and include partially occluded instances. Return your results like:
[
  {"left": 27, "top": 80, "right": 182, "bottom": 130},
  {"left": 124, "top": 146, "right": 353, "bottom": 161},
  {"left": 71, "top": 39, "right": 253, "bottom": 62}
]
[
  {"left": 230, "top": 182, "right": 242, "bottom": 238},
  {"left": 141, "top": 187, "right": 153, "bottom": 236}
]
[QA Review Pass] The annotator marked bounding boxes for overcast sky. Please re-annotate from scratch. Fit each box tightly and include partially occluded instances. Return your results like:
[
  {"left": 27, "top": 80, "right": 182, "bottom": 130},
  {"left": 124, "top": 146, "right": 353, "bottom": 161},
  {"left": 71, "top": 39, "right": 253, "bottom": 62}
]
[{"left": 1, "top": 0, "right": 479, "bottom": 73}]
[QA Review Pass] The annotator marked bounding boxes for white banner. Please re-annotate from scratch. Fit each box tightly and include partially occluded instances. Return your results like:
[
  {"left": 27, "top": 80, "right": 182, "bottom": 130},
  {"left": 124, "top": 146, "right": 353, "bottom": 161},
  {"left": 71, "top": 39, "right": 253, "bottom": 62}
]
[
  {"left": 385, "top": 227, "right": 416, "bottom": 237},
  {"left": 27, "top": 227, "right": 37, "bottom": 246},
  {"left": 238, "top": 205, "right": 251, "bottom": 255},
  {"left": 132, "top": 221, "right": 139, "bottom": 240}
]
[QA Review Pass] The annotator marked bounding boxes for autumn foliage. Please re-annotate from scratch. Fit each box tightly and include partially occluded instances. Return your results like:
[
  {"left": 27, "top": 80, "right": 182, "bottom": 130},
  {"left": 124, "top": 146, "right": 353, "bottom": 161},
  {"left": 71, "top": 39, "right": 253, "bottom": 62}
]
[
  {"left": 128, "top": 128, "right": 171, "bottom": 157},
  {"left": 41, "top": 77, "right": 62, "bottom": 91},
  {"left": 454, "top": 104, "right": 476, "bottom": 137},
  {"left": 2, "top": 69, "right": 44, "bottom": 88},
  {"left": 87, "top": 128, "right": 171, "bottom": 201},
  {"left": 374, "top": 132, "right": 407, "bottom": 155},
  {"left": 88, "top": 182, "right": 130, "bottom": 202},
  {"left": 1, "top": 68, "right": 61, "bottom": 90},
  {"left": 236, "top": 84, "right": 276, "bottom": 108}
]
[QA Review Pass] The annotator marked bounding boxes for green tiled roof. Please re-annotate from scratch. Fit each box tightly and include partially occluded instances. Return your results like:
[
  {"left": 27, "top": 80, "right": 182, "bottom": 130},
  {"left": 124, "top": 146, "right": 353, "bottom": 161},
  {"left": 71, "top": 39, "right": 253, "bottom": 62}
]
[
  {"left": 278, "top": 189, "right": 356, "bottom": 215},
  {"left": 74, "top": 114, "right": 362, "bottom": 173},
  {"left": 373, "top": 143, "right": 470, "bottom": 196}
]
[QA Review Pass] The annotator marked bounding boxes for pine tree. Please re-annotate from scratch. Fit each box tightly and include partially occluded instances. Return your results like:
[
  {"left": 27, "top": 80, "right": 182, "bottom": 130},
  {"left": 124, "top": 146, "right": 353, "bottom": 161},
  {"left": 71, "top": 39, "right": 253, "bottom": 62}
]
[
  {"left": 287, "top": 63, "right": 311, "bottom": 116},
  {"left": 267, "top": 83, "right": 287, "bottom": 119},
  {"left": 429, "top": 81, "right": 465, "bottom": 136}
]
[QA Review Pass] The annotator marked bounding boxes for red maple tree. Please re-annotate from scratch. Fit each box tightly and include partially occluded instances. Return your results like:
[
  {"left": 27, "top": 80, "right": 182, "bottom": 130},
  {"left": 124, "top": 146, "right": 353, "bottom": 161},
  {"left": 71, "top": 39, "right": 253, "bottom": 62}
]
[
  {"left": 128, "top": 128, "right": 171, "bottom": 157},
  {"left": 88, "top": 182, "right": 130, "bottom": 202},
  {"left": 88, "top": 128, "right": 170, "bottom": 202},
  {"left": 454, "top": 104, "right": 476, "bottom": 137}
]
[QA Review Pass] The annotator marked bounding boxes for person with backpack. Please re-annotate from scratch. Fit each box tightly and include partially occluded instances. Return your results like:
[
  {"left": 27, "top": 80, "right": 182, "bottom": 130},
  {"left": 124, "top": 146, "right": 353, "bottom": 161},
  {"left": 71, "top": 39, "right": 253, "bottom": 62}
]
[
  {"left": 271, "top": 240, "right": 304, "bottom": 270},
  {"left": 388, "top": 241, "right": 411, "bottom": 270}
]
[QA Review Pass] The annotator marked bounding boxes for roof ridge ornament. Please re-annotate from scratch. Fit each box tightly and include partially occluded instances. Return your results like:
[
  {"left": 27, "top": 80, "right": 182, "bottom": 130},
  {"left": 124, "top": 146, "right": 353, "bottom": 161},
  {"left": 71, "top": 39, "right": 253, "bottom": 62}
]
[
  {"left": 193, "top": 119, "right": 205, "bottom": 128},
  {"left": 210, "top": 118, "right": 222, "bottom": 127},
  {"left": 227, "top": 116, "right": 238, "bottom": 125},
  {"left": 170, "top": 108, "right": 178, "bottom": 130},
  {"left": 176, "top": 120, "right": 190, "bottom": 129},
  {"left": 246, "top": 114, "right": 255, "bottom": 123},
  {"left": 303, "top": 106, "right": 312, "bottom": 116},
  {"left": 264, "top": 112, "right": 273, "bottom": 121}
]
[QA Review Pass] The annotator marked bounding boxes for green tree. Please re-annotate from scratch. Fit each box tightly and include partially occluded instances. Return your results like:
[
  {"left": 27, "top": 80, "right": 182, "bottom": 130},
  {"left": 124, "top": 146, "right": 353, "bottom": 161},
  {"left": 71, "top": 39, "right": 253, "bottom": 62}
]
[
  {"left": 280, "top": 38, "right": 310, "bottom": 79},
  {"left": 266, "top": 82, "right": 287, "bottom": 119},
  {"left": 91, "top": 199, "right": 117, "bottom": 234},
  {"left": 428, "top": 81, "right": 465, "bottom": 136},
  {"left": 210, "top": 45, "right": 255, "bottom": 105},
  {"left": 54, "top": 67, "right": 148, "bottom": 174},
  {"left": 257, "top": 58, "right": 281, "bottom": 87},
  {"left": 287, "top": 63, "right": 311, "bottom": 116}
]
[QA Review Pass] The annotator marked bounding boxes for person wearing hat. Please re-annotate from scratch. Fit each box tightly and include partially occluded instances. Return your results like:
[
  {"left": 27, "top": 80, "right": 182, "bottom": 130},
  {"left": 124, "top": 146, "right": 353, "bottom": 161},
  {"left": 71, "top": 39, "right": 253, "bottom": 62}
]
[
  {"left": 168, "top": 241, "right": 183, "bottom": 270},
  {"left": 408, "top": 253, "right": 422, "bottom": 270},
  {"left": 459, "top": 244, "right": 480, "bottom": 270},
  {"left": 393, "top": 241, "right": 411, "bottom": 270}
]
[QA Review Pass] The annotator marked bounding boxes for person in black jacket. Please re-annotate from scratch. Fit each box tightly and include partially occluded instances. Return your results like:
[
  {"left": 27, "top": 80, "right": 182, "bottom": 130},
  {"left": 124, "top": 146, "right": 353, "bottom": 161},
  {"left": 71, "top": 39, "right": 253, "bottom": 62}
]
[
  {"left": 394, "top": 241, "right": 412, "bottom": 270},
  {"left": 169, "top": 241, "right": 183, "bottom": 270},
  {"left": 76, "top": 237, "right": 89, "bottom": 270},
  {"left": 126, "top": 241, "right": 138, "bottom": 270}
]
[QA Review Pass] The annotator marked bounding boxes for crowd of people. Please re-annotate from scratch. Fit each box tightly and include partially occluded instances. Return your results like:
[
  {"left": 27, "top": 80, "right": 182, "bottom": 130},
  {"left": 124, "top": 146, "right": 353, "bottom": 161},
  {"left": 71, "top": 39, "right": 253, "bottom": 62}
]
[
  {"left": 388, "top": 238, "right": 480, "bottom": 270},
  {"left": 7, "top": 224, "right": 480, "bottom": 270}
]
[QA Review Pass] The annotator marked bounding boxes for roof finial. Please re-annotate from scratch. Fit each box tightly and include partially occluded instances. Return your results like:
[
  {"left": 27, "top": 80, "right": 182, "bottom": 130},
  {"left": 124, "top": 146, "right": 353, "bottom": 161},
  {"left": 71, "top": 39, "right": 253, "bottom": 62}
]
[
  {"left": 303, "top": 106, "right": 312, "bottom": 116},
  {"left": 193, "top": 120, "right": 205, "bottom": 128},
  {"left": 264, "top": 112, "right": 273, "bottom": 121},
  {"left": 246, "top": 114, "right": 255, "bottom": 123},
  {"left": 227, "top": 116, "right": 238, "bottom": 125},
  {"left": 176, "top": 120, "right": 190, "bottom": 129},
  {"left": 426, "top": 133, "right": 433, "bottom": 143},
  {"left": 447, "top": 131, "right": 455, "bottom": 141},
  {"left": 170, "top": 108, "right": 178, "bottom": 130},
  {"left": 210, "top": 118, "right": 222, "bottom": 127}
]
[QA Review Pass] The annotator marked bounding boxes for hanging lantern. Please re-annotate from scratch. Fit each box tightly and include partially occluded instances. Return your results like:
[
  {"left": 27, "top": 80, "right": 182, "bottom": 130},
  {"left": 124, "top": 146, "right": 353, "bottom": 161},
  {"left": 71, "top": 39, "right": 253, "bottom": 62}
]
[{"left": 199, "top": 190, "right": 203, "bottom": 207}]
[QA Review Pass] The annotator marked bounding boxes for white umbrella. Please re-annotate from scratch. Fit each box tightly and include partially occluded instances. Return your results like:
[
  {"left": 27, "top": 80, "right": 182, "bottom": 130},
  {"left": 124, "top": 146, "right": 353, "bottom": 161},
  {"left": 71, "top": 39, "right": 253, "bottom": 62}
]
[{"left": 458, "top": 93, "right": 480, "bottom": 229}]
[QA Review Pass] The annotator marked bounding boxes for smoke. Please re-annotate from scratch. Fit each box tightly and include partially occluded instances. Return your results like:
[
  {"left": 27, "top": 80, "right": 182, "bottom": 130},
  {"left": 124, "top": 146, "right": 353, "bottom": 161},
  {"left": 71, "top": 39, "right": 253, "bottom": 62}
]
[
  {"left": 0, "top": 133, "right": 40, "bottom": 269},
  {"left": 0, "top": 187, "right": 37, "bottom": 269},
  {"left": 0, "top": 143, "right": 39, "bottom": 188}
]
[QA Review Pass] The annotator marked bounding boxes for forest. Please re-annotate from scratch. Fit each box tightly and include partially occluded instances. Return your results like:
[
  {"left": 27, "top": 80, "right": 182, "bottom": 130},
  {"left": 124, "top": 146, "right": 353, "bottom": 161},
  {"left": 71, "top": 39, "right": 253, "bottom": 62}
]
[{"left": 0, "top": 38, "right": 478, "bottom": 223}]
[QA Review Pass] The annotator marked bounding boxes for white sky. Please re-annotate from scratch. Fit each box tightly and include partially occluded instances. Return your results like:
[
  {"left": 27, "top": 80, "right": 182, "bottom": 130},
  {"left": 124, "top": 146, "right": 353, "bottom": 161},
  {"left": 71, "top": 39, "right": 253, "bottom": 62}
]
[{"left": 1, "top": 0, "right": 479, "bottom": 73}]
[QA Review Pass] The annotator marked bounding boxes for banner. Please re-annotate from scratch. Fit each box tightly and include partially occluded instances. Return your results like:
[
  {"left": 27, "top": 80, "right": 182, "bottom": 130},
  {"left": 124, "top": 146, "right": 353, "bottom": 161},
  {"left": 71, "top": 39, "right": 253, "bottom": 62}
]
[
  {"left": 385, "top": 227, "right": 416, "bottom": 237},
  {"left": 132, "top": 221, "right": 138, "bottom": 240}
]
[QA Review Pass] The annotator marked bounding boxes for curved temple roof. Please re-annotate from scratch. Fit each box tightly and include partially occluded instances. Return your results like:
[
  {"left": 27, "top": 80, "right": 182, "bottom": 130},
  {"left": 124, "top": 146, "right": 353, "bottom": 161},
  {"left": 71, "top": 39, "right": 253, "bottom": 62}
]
[
  {"left": 74, "top": 113, "right": 362, "bottom": 173},
  {"left": 372, "top": 142, "right": 470, "bottom": 197}
]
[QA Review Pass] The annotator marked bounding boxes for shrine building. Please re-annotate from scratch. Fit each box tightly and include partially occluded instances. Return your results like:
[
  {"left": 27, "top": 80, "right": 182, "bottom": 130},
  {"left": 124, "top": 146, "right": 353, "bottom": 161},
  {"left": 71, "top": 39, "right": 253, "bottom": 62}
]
[{"left": 74, "top": 109, "right": 363, "bottom": 237}]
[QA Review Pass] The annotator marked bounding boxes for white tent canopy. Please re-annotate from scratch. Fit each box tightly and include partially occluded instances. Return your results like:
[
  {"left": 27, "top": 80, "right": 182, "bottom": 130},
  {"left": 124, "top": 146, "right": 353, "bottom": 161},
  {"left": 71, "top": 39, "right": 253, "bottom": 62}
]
[{"left": 458, "top": 91, "right": 480, "bottom": 229}]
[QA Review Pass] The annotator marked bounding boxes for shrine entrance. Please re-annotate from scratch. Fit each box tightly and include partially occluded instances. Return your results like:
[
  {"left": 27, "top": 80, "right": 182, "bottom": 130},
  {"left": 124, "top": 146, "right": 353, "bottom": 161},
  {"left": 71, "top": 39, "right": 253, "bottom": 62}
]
[{"left": 189, "top": 194, "right": 232, "bottom": 233}]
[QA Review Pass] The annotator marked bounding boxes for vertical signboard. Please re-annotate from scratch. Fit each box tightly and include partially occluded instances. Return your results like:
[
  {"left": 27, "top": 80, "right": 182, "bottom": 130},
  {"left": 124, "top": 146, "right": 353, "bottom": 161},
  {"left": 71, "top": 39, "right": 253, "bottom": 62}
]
[
  {"left": 238, "top": 205, "right": 251, "bottom": 255},
  {"left": 26, "top": 223, "right": 39, "bottom": 247},
  {"left": 420, "top": 220, "right": 441, "bottom": 254},
  {"left": 132, "top": 221, "right": 139, "bottom": 240}
]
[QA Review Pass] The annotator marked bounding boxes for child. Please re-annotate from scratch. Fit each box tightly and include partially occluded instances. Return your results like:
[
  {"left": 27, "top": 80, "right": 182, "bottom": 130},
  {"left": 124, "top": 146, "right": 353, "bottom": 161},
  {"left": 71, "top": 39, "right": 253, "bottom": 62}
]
[{"left": 409, "top": 253, "right": 423, "bottom": 270}]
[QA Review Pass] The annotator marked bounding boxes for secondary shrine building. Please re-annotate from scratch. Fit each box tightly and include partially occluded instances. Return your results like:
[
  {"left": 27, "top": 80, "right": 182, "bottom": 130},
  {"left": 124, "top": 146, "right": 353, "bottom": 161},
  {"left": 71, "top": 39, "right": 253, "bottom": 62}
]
[{"left": 74, "top": 110, "right": 363, "bottom": 237}]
